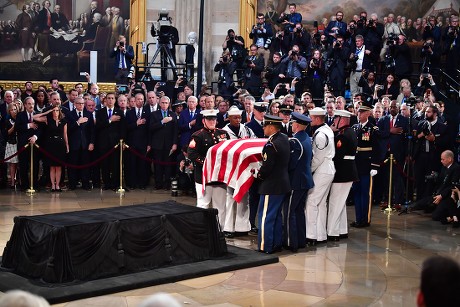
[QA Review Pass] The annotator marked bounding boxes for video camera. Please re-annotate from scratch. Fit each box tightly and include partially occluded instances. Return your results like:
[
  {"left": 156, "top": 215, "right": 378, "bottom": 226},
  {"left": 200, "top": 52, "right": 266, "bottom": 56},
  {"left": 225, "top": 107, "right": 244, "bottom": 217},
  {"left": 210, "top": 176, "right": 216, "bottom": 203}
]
[
  {"left": 386, "top": 33, "right": 398, "bottom": 46},
  {"left": 151, "top": 11, "right": 174, "bottom": 44}
]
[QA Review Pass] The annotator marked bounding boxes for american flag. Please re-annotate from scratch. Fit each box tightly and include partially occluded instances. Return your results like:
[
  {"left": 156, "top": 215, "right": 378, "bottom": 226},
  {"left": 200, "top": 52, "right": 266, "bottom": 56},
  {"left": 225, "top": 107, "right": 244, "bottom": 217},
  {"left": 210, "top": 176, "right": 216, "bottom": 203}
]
[{"left": 202, "top": 139, "right": 267, "bottom": 203}]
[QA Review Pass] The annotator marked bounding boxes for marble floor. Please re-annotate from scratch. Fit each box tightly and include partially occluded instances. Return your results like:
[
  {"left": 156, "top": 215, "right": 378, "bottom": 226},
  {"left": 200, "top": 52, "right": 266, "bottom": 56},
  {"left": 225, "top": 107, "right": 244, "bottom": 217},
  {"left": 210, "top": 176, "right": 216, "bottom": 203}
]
[{"left": 0, "top": 188, "right": 459, "bottom": 307}]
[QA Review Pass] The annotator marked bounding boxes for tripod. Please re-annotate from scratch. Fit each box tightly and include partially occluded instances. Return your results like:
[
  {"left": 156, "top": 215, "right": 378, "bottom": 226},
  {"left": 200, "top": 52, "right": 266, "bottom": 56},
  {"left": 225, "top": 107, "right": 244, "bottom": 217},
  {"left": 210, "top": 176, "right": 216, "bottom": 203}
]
[
  {"left": 399, "top": 107, "right": 415, "bottom": 215},
  {"left": 142, "top": 42, "right": 178, "bottom": 82}
]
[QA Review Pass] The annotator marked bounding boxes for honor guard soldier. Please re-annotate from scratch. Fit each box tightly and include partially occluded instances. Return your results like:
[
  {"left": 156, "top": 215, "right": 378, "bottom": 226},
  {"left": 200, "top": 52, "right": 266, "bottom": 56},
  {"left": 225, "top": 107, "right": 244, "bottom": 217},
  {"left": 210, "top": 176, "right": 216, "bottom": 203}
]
[
  {"left": 279, "top": 104, "right": 294, "bottom": 137},
  {"left": 245, "top": 101, "right": 268, "bottom": 235},
  {"left": 305, "top": 107, "right": 336, "bottom": 245},
  {"left": 283, "top": 112, "right": 313, "bottom": 252},
  {"left": 188, "top": 109, "right": 230, "bottom": 226},
  {"left": 254, "top": 114, "right": 291, "bottom": 253},
  {"left": 327, "top": 109, "right": 358, "bottom": 241},
  {"left": 351, "top": 99, "right": 380, "bottom": 228}
]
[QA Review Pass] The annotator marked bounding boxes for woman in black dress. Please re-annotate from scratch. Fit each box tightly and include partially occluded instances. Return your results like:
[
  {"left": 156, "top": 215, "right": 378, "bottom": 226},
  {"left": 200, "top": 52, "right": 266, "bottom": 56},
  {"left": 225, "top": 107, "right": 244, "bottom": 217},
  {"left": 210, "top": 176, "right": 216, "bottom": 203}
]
[{"left": 45, "top": 106, "right": 69, "bottom": 192}]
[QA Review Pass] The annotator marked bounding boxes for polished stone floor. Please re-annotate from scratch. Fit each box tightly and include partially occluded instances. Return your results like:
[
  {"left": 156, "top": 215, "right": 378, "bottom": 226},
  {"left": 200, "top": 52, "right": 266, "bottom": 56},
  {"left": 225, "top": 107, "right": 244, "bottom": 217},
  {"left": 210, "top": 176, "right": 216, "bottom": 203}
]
[{"left": 0, "top": 188, "right": 459, "bottom": 307}]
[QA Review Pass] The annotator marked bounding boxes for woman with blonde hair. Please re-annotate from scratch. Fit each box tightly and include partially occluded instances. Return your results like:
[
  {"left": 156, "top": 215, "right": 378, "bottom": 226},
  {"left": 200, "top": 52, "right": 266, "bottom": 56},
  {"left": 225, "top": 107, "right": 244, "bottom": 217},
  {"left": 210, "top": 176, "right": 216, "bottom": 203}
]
[{"left": 5, "top": 103, "right": 19, "bottom": 188}]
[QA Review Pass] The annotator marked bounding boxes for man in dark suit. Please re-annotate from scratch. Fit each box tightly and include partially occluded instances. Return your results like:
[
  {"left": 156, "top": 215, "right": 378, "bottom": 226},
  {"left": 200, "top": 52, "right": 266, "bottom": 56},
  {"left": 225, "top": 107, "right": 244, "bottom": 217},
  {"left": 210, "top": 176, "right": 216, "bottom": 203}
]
[
  {"left": 95, "top": 92, "right": 126, "bottom": 190},
  {"left": 38, "top": 0, "right": 52, "bottom": 33},
  {"left": 16, "top": 97, "right": 41, "bottom": 190},
  {"left": 255, "top": 114, "right": 291, "bottom": 254},
  {"left": 377, "top": 101, "right": 409, "bottom": 207},
  {"left": 242, "top": 44, "right": 265, "bottom": 97},
  {"left": 283, "top": 112, "right": 313, "bottom": 252},
  {"left": 414, "top": 105, "right": 449, "bottom": 200},
  {"left": 126, "top": 93, "right": 150, "bottom": 189},
  {"left": 324, "top": 11, "right": 347, "bottom": 43},
  {"left": 178, "top": 95, "right": 199, "bottom": 148},
  {"left": 67, "top": 97, "right": 94, "bottom": 190},
  {"left": 62, "top": 89, "right": 78, "bottom": 113},
  {"left": 430, "top": 150, "right": 460, "bottom": 221},
  {"left": 51, "top": 5, "right": 69, "bottom": 31},
  {"left": 110, "top": 35, "right": 134, "bottom": 85},
  {"left": 149, "top": 95, "right": 178, "bottom": 190}
]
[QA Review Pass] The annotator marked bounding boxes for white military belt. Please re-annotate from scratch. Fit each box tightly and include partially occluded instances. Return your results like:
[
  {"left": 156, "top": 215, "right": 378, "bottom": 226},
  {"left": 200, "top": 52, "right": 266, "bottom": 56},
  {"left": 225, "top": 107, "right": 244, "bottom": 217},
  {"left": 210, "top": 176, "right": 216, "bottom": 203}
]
[{"left": 343, "top": 155, "right": 355, "bottom": 160}]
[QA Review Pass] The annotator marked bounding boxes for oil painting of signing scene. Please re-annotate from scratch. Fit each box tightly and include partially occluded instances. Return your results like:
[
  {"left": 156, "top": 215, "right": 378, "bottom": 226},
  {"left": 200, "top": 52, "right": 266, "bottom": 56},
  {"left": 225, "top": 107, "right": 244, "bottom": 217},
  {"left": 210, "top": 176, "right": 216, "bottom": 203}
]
[{"left": 0, "top": 0, "right": 129, "bottom": 81}]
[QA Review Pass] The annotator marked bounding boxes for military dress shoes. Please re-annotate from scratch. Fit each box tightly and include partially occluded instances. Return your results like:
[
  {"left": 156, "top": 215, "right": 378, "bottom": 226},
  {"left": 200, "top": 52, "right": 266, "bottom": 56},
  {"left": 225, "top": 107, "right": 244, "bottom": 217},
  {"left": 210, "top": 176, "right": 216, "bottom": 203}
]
[{"left": 350, "top": 221, "right": 370, "bottom": 228}]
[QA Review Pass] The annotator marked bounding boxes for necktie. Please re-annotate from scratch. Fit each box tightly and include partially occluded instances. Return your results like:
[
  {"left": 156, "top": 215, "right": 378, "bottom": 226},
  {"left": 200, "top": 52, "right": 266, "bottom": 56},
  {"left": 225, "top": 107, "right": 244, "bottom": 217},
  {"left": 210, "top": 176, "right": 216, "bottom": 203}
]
[
  {"left": 29, "top": 113, "right": 33, "bottom": 123},
  {"left": 120, "top": 51, "right": 126, "bottom": 69},
  {"left": 78, "top": 111, "right": 82, "bottom": 118},
  {"left": 190, "top": 111, "right": 194, "bottom": 118},
  {"left": 108, "top": 108, "right": 112, "bottom": 119},
  {"left": 163, "top": 111, "right": 167, "bottom": 118},
  {"left": 137, "top": 109, "right": 141, "bottom": 119}
]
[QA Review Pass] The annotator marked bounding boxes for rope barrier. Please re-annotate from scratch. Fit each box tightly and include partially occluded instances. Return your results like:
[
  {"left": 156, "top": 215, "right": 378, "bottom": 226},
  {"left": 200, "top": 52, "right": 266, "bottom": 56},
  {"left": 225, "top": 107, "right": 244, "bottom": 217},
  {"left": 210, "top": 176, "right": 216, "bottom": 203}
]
[
  {"left": 380, "top": 156, "right": 415, "bottom": 182},
  {"left": 125, "top": 146, "right": 178, "bottom": 166}
]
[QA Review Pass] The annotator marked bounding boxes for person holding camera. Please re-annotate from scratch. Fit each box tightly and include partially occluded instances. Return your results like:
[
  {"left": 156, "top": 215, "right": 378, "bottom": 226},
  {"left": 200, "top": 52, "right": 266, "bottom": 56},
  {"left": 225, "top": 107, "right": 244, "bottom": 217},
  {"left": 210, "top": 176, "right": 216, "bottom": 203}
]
[
  {"left": 110, "top": 35, "right": 134, "bottom": 85},
  {"left": 420, "top": 37, "right": 440, "bottom": 78},
  {"left": 442, "top": 16, "right": 460, "bottom": 80},
  {"left": 349, "top": 35, "right": 378, "bottom": 96},
  {"left": 214, "top": 50, "right": 237, "bottom": 101},
  {"left": 242, "top": 44, "right": 265, "bottom": 97},
  {"left": 306, "top": 49, "right": 325, "bottom": 100},
  {"left": 281, "top": 44, "right": 307, "bottom": 97},
  {"left": 265, "top": 52, "right": 287, "bottom": 91},
  {"left": 277, "top": 3, "right": 302, "bottom": 33},
  {"left": 324, "top": 11, "right": 347, "bottom": 44},
  {"left": 379, "top": 13, "right": 404, "bottom": 63},
  {"left": 392, "top": 34, "right": 412, "bottom": 81},
  {"left": 325, "top": 35, "right": 349, "bottom": 97},
  {"left": 222, "top": 29, "right": 246, "bottom": 79},
  {"left": 289, "top": 22, "right": 310, "bottom": 56},
  {"left": 413, "top": 106, "right": 449, "bottom": 201},
  {"left": 249, "top": 13, "right": 273, "bottom": 67}
]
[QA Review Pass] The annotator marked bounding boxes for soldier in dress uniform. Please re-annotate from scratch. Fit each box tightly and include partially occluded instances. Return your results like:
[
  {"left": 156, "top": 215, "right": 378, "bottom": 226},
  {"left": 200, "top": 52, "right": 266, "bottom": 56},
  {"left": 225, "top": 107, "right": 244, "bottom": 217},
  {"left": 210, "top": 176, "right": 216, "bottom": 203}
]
[
  {"left": 351, "top": 99, "right": 380, "bottom": 227},
  {"left": 254, "top": 114, "right": 291, "bottom": 253},
  {"left": 305, "top": 107, "right": 336, "bottom": 245},
  {"left": 187, "top": 109, "right": 230, "bottom": 226},
  {"left": 222, "top": 106, "right": 256, "bottom": 238},
  {"left": 245, "top": 101, "right": 268, "bottom": 235},
  {"left": 279, "top": 104, "right": 293, "bottom": 137},
  {"left": 327, "top": 109, "right": 358, "bottom": 241},
  {"left": 283, "top": 112, "right": 313, "bottom": 252}
]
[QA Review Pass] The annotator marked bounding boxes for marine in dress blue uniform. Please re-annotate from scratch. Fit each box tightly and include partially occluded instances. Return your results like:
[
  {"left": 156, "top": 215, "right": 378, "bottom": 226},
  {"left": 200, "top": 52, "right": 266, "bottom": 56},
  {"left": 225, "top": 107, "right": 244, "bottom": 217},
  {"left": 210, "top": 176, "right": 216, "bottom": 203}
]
[
  {"left": 283, "top": 112, "right": 313, "bottom": 252},
  {"left": 256, "top": 114, "right": 291, "bottom": 253},
  {"left": 351, "top": 100, "right": 380, "bottom": 227}
]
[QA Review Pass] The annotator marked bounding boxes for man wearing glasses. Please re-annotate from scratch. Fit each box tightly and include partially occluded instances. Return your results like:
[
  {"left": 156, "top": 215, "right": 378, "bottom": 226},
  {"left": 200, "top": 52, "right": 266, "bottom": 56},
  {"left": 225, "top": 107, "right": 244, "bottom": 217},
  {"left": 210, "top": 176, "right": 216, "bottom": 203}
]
[{"left": 250, "top": 13, "right": 273, "bottom": 67}]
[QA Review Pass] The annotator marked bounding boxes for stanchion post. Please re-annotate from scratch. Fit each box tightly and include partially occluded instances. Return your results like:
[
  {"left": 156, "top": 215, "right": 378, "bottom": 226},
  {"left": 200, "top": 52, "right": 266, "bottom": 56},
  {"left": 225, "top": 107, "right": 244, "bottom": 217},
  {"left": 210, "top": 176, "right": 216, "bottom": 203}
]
[
  {"left": 117, "top": 139, "right": 125, "bottom": 194},
  {"left": 384, "top": 154, "right": 394, "bottom": 214},
  {"left": 26, "top": 143, "right": 36, "bottom": 194}
]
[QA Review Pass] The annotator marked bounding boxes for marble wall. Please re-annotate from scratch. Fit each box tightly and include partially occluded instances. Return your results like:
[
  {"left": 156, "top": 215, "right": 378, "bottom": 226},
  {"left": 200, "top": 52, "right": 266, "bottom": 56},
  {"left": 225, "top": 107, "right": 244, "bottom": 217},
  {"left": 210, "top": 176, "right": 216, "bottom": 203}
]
[{"left": 146, "top": 0, "right": 240, "bottom": 84}]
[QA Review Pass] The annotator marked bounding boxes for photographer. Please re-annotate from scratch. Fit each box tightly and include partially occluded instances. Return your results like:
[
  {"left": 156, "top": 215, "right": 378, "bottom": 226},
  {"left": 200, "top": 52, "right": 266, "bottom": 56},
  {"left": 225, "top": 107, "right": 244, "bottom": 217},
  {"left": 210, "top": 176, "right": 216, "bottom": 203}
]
[
  {"left": 422, "top": 16, "right": 442, "bottom": 44},
  {"left": 249, "top": 13, "right": 273, "bottom": 67},
  {"left": 380, "top": 13, "right": 404, "bottom": 63},
  {"left": 358, "top": 69, "right": 376, "bottom": 96},
  {"left": 214, "top": 50, "right": 237, "bottom": 100},
  {"left": 306, "top": 49, "right": 325, "bottom": 100},
  {"left": 364, "top": 13, "right": 384, "bottom": 53},
  {"left": 177, "top": 145, "right": 195, "bottom": 195},
  {"left": 272, "top": 28, "right": 290, "bottom": 56},
  {"left": 265, "top": 52, "right": 287, "bottom": 91},
  {"left": 222, "top": 29, "right": 246, "bottom": 79},
  {"left": 349, "top": 35, "right": 378, "bottom": 96},
  {"left": 324, "top": 11, "right": 347, "bottom": 44},
  {"left": 325, "top": 35, "right": 349, "bottom": 97},
  {"left": 242, "top": 44, "right": 264, "bottom": 97},
  {"left": 414, "top": 73, "right": 440, "bottom": 100},
  {"left": 413, "top": 106, "right": 449, "bottom": 201},
  {"left": 442, "top": 16, "right": 460, "bottom": 80},
  {"left": 281, "top": 44, "right": 307, "bottom": 97},
  {"left": 344, "top": 20, "right": 358, "bottom": 49},
  {"left": 420, "top": 38, "right": 440, "bottom": 77},
  {"left": 110, "top": 35, "right": 134, "bottom": 85},
  {"left": 392, "top": 34, "right": 412, "bottom": 81},
  {"left": 277, "top": 3, "right": 302, "bottom": 33},
  {"left": 289, "top": 22, "right": 311, "bottom": 57}
]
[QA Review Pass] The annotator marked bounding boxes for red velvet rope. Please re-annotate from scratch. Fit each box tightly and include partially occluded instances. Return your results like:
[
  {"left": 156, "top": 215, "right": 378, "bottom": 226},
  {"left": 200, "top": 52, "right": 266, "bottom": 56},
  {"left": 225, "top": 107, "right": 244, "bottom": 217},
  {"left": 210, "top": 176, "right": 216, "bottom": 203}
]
[
  {"left": 35, "top": 144, "right": 119, "bottom": 169},
  {"left": 0, "top": 144, "right": 30, "bottom": 163},
  {"left": 125, "top": 145, "right": 178, "bottom": 166}
]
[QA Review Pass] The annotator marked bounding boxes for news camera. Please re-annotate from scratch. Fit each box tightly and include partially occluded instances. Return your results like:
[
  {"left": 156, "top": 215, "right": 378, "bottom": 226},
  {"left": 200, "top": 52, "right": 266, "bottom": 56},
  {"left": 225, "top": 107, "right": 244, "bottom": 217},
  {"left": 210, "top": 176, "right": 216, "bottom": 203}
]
[{"left": 151, "top": 11, "right": 174, "bottom": 44}]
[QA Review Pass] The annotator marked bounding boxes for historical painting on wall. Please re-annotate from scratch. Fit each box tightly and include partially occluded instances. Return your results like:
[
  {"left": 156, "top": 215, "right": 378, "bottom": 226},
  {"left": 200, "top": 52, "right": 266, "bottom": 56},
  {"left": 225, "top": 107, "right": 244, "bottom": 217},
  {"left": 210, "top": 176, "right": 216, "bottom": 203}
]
[
  {"left": 258, "top": 0, "right": 457, "bottom": 27},
  {"left": 0, "top": 0, "right": 130, "bottom": 82}
]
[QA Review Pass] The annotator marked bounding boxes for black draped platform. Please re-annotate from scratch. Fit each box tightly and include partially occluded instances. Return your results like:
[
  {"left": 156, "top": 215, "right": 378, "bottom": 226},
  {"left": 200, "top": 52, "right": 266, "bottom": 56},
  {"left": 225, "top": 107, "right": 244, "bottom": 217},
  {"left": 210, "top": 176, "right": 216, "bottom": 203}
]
[{"left": 1, "top": 201, "right": 228, "bottom": 284}]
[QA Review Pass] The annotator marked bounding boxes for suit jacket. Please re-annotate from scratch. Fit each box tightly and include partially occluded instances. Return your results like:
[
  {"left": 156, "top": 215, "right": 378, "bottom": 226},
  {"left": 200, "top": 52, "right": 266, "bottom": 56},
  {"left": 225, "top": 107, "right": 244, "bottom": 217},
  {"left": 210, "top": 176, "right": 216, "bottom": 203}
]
[
  {"left": 95, "top": 107, "right": 126, "bottom": 150},
  {"left": 325, "top": 20, "right": 347, "bottom": 39},
  {"left": 67, "top": 109, "right": 94, "bottom": 151},
  {"left": 258, "top": 131, "right": 291, "bottom": 195},
  {"left": 51, "top": 12, "right": 69, "bottom": 30},
  {"left": 150, "top": 109, "right": 178, "bottom": 150},
  {"left": 15, "top": 110, "right": 41, "bottom": 147},
  {"left": 241, "top": 111, "right": 254, "bottom": 124},
  {"left": 178, "top": 108, "right": 198, "bottom": 147},
  {"left": 435, "top": 163, "right": 460, "bottom": 199},
  {"left": 38, "top": 8, "right": 51, "bottom": 32},
  {"left": 125, "top": 107, "right": 150, "bottom": 150},
  {"left": 110, "top": 45, "right": 134, "bottom": 73},
  {"left": 289, "top": 130, "right": 314, "bottom": 190},
  {"left": 245, "top": 118, "right": 264, "bottom": 138},
  {"left": 377, "top": 114, "right": 409, "bottom": 163}
]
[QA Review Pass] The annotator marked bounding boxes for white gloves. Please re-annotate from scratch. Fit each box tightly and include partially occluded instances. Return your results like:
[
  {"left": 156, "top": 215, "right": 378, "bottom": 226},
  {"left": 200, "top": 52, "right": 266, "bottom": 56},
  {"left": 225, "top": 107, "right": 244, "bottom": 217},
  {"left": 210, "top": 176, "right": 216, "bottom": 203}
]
[{"left": 370, "top": 170, "right": 378, "bottom": 177}]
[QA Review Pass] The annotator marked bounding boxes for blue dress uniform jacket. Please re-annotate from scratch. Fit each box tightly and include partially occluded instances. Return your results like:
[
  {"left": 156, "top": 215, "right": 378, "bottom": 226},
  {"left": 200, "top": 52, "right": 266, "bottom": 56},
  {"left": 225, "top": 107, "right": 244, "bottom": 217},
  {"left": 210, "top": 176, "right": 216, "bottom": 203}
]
[
  {"left": 187, "top": 128, "right": 230, "bottom": 184},
  {"left": 257, "top": 131, "right": 290, "bottom": 253},
  {"left": 245, "top": 118, "right": 264, "bottom": 138},
  {"left": 283, "top": 129, "right": 313, "bottom": 251}
]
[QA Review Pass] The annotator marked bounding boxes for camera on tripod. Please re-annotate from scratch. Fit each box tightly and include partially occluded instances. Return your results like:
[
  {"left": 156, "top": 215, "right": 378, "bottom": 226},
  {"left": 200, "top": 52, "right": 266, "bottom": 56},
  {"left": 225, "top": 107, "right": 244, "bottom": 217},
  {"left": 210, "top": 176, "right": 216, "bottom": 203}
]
[
  {"left": 151, "top": 11, "right": 174, "bottom": 44},
  {"left": 386, "top": 33, "right": 398, "bottom": 45}
]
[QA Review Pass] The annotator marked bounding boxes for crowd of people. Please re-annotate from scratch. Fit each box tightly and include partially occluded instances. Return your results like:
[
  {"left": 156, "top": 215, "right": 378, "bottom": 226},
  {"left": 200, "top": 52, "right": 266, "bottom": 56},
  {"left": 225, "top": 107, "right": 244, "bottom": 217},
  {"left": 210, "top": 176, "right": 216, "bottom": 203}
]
[{"left": 0, "top": 1, "right": 129, "bottom": 62}]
